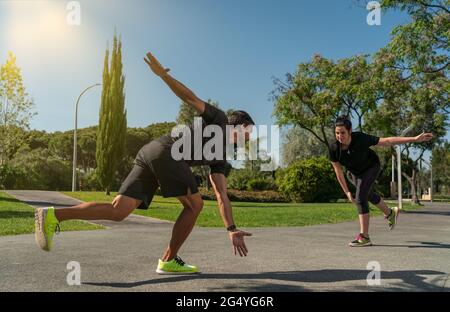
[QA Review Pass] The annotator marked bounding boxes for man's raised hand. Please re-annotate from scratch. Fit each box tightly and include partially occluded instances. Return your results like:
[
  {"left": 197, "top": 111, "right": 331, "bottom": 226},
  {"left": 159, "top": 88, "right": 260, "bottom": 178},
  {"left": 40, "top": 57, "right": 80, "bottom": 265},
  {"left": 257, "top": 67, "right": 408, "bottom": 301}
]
[{"left": 144, "top": 52, "right": 170, "bottom": 77}]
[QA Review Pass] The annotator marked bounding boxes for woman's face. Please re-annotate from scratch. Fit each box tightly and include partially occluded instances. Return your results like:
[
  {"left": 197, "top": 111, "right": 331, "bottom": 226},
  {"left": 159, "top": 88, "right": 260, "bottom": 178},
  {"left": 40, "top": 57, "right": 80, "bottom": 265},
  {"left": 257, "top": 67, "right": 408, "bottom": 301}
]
[{"left": 335, "top": 126, "right": 351, "bottom": 145}]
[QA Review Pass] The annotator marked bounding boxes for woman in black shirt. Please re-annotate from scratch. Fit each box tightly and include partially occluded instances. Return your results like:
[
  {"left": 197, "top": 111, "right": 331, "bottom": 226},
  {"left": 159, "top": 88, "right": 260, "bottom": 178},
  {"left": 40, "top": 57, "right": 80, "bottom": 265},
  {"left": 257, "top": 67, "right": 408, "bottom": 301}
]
[{"left": 329, "top": 116, "right": 433, "bottom": 247}]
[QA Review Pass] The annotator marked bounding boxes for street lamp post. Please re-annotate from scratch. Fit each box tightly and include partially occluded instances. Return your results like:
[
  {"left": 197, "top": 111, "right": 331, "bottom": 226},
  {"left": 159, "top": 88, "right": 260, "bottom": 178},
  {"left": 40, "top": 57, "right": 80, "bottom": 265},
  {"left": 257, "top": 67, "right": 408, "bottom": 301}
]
[
  {"left": 397, "top": 125, "right": 414, "bottom": 210},
  {"left": 420, "top": 158, "right": 433, "bottom": 203},
  {"left": 72, "top": 83, "right": 101, "bottom": 192},
  {"left": 429, "top": 147, "right": 434, "bottom": 203},
  {"left": 390, "top": 154, "right": 396, "bottom": 198}
]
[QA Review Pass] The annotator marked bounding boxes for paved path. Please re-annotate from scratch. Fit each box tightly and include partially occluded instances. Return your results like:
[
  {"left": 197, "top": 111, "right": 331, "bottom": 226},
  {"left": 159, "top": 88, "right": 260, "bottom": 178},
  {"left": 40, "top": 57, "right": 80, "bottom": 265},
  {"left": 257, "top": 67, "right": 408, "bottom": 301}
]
[{"left": 1, "top": 190, "right": 449, "bottom": 292}]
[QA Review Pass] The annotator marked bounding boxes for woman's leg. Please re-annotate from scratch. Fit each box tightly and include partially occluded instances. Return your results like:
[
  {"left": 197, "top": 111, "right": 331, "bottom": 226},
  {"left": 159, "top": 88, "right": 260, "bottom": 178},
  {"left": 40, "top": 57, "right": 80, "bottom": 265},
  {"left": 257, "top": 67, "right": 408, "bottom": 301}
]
[
  {"left": 349, "top": 173, "right": 370, "bottom": 236},
  {"left": 354, "top": 164, "right": 381, "bottom": 236}
]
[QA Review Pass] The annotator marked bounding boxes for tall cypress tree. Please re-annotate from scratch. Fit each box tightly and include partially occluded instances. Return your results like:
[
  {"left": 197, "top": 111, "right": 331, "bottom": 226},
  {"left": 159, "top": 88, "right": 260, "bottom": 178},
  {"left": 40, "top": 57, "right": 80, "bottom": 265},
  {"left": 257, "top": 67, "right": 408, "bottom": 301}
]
[{"left": 96, "top": 34, "right": 127, "bottom": 195}]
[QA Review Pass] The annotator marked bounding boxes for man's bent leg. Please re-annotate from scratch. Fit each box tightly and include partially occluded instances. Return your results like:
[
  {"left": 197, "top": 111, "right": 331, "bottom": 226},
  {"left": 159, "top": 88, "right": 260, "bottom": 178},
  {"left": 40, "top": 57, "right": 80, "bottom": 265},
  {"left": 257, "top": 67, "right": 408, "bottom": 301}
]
[{"left": 161, "top": 191, "right": 203, "bottom": 261}]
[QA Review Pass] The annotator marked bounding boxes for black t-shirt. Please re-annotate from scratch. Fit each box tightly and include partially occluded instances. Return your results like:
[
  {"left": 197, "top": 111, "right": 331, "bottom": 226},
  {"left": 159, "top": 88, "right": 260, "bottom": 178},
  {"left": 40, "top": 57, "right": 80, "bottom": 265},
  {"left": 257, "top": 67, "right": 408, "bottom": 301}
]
[
  {"left": 328, "top": 132, "right": 380, "bottom": 176},
  {"left": 158, "top": 102, "right": 231, "bottom": 176}
]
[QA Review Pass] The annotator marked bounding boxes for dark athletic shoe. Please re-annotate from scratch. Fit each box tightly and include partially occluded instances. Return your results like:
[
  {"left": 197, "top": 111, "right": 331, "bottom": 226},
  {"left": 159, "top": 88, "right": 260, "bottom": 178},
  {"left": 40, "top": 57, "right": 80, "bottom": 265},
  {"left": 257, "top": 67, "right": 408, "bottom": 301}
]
[{"left": 349, "top": 234, "right": 372, "bottom": 247}]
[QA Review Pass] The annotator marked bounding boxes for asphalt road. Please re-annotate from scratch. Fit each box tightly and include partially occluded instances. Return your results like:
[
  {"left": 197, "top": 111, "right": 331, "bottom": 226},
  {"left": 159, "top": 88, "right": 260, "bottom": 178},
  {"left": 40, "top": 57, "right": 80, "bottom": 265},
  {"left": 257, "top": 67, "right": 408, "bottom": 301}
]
[{"left": 1, "top": 190, "right": 449, "bottom": 292}]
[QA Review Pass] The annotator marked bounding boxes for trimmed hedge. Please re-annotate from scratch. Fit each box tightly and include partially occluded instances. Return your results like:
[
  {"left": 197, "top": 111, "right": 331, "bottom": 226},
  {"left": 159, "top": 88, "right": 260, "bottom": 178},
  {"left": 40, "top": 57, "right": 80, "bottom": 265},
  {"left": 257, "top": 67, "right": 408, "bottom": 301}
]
[{"left": 199, "top": 187, "right": 287, "bottom": 203}]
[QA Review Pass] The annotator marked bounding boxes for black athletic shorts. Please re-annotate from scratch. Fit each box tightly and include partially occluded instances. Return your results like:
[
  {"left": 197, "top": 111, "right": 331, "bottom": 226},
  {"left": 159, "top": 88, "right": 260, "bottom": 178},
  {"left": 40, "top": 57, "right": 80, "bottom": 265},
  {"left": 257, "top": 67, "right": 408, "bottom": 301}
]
[{"left": 118, "top": 137, "right": 199, "bottom": 210}]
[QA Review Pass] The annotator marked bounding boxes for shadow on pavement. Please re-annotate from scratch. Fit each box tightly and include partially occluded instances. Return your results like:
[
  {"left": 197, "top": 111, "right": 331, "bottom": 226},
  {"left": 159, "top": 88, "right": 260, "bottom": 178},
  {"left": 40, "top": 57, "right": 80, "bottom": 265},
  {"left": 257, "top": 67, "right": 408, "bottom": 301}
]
[
  {"left": 14, "top": 201, "right": 76, "bottom": 208},
  {"left": 403, "top": 210, "right": 450, "bottom": 217},
  {"left": 83, "top": 269, "right": 446, "bottom": 291},
  {"left": 375, "top": 241, "right": 450, "bottom": 249}
]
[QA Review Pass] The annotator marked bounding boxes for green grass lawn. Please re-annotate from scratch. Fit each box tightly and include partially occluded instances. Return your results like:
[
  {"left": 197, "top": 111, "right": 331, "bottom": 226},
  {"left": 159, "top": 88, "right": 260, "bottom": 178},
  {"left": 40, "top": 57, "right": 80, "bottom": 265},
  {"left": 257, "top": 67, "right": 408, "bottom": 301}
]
[
  {"left": 64, "top": 191, "right": 417, "bottom": 227},
  {"left": 0, "top": 191, "right": 104, "bottom": 236}
]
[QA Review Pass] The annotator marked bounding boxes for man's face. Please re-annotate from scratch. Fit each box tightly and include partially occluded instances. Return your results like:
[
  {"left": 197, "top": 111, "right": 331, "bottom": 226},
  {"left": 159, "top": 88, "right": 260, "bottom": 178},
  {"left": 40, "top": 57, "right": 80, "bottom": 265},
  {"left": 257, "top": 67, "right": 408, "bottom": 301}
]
[{"left": 232, "top": 124, "right": 253, "bottom": 144}]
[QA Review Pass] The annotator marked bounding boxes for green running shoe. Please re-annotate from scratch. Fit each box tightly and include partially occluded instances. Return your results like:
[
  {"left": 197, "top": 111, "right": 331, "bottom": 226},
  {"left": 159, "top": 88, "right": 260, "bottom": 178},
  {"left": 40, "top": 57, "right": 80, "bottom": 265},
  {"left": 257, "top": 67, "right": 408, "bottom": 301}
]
[
  {"left": 349, "top": 234, "right": 372, "bottom": 247},
  {"left": 156, "top": 256, "right": 199, "bottom": 274},
  {"left": 34, "top": 207, "right": 60, "bottom": 251},
  {"left": 386, "top": 207, "right": 399, "bottom": 230}
]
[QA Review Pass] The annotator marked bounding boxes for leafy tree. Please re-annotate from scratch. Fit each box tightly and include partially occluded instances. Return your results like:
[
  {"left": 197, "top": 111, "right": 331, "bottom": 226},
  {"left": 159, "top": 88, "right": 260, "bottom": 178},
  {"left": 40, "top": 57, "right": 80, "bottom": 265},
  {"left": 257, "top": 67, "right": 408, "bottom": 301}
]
[
  {"left": 273, "top": 55, "right": 383, "bottom": 148},
  {"left": 365, "top": 84, "right": 447, "bottom": 203},
  {"left": 77, "top": 126, "right": 97, "bottom": 172},
  {"left": 9, "top": 147, "right": 71, "bottom": 190},
  {"left": 432, "top": 141, "right": 450, "bottom": 194},
  {"left": 26, "top": 130, "right": 50, "bottom": 150},
  {"left": 145, "top": 121, "right": 177, "bottom": 139},
  {"left": 377, "top": 0, "right": 449, "bottom": 81},
  {"left": 281, "top": 126, "right": 329, "bottom": 167},
  {"left": 0, "top": 52, "right": 35, "bottom": 165},
  {"left": 48, "top": 131, "right": 73, "bottom": 161},
  {"left": 96, "top": 34, "right": 127, "bottom": 195}
]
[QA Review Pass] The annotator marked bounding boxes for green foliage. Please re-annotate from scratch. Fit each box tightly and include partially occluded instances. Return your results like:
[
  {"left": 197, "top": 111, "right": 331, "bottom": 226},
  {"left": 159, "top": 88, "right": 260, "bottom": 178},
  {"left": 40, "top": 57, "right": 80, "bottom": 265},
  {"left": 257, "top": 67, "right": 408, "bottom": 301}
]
[
  {"left": 79, "top": 170, "right": 102, "bottom": 191},
  {"left": 432, "top": 141, "right": 450, "bottom": 194},
  {"left": 96, "top": 34, "right": 127, "bottom": 194},
  {"left": 126, "top": 127, "right": 152, "bottom": 157},
  {"left": 0, "top": 163, "right": 22, "bottom": 189},
  {"left": 246, "top": 178, "right": 275, "bottom": 191},
  {"left": 26, "top": 130, "right": 50, "bottom": 150},
  {"left": 281, "top": 126, "right": 329, "bottom": 167},
  {"left": 273, "top": 54, "right": 381, "bottom": 149},
  {"left": 48, "top": 131, "right": 73, "bottom": 161},
  {"left": 378, "top": 0, "right": 449, "bottom": 80},
  {"left": 276, "top": 157, "right": 341, "bottom": 203},
  {"left": 225, "top": 168, "right": 254, "bottom": 190},
  {"left": 199, "top": 188, "right": 286, "bottom": 203},
  {"left": 227, "top": 159, "right": 276, "bottom": 191},
  {"left": 145, "top": 121, "right": 177, "bottom": 139},
  {"left": 0, "top": 52, "right": 35, "bottom": 165},
  {"left": 7, "top": 148, "right": 71, "bottom": 190}
]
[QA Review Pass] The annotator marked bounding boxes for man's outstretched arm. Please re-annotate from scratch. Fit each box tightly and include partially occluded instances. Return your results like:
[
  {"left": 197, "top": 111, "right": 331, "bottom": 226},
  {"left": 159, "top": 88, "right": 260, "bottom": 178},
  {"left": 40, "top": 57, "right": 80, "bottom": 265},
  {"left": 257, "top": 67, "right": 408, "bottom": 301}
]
[{"left": 144, "top": 52, "right": 205, "bottom": 114}]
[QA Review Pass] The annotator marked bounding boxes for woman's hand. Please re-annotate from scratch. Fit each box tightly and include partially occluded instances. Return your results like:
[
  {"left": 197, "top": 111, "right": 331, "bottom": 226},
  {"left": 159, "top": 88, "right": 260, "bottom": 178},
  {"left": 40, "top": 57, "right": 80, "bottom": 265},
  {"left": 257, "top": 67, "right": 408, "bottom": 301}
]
[
  {"left": 346, "top": 191, "right": 355, "bottom": 204},
  {"left": 414, "top": 132, "right": 434, "bottom": 143}
]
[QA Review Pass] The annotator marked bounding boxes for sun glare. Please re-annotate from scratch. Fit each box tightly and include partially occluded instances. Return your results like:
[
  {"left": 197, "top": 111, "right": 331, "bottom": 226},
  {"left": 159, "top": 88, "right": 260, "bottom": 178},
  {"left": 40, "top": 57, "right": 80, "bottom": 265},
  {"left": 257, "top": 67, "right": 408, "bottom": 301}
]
[{"left": 4, "top": 1, "right": 71, "bottom": 53}]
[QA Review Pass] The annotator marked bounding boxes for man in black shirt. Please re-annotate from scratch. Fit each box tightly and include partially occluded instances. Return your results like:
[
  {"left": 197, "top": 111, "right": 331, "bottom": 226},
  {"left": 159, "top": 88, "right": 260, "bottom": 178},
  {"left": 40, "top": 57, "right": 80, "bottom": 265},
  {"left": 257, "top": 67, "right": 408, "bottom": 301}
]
[
  {"left": 35, "top": 53, "right": 255, "bottom": 274},
  {"left": 329, "top": 116, "right": 433, "bottom": 247}
]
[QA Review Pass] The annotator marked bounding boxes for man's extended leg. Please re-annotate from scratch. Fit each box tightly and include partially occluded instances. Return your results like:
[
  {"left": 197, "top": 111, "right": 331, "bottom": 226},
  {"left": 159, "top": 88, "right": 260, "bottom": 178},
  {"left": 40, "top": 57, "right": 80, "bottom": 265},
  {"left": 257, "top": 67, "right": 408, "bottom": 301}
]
[
  {"left": 35, "top": 195, "right": 141, "bottom": 251},
  {"left": 55, "top": 195, "right": 141, "bottom": 222}
]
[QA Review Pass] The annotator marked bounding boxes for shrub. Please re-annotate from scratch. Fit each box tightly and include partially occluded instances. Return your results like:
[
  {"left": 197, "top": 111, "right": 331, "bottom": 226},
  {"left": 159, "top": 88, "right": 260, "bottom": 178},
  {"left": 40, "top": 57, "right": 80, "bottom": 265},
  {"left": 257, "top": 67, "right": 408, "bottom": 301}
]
[
  {"left": 246, "top": 178, "right": 275, "bottom": 191},
  {"left": 0, "top": 163, "right": 25, "bottom": 189},
  {"left": 275, "top": 156, "right": 341, "bottom": 202}
]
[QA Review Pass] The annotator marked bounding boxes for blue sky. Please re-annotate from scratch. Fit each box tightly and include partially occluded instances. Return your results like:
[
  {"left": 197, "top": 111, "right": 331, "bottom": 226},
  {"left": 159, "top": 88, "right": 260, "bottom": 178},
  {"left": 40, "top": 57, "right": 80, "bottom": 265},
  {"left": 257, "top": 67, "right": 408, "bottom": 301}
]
[{"left": 1, "top": 0, "right": 416, "bottom": 133}]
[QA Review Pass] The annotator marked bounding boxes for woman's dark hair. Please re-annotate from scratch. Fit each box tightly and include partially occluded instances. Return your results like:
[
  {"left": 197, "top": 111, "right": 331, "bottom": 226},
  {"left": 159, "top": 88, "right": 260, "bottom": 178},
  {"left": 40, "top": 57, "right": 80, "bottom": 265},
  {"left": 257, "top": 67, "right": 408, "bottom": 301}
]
[
  {"left": 335, "top": 115, "right": 352, "bottom": 131},
  {"left": 228, "top": 110, "right": 255, "bottom": 127}
]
